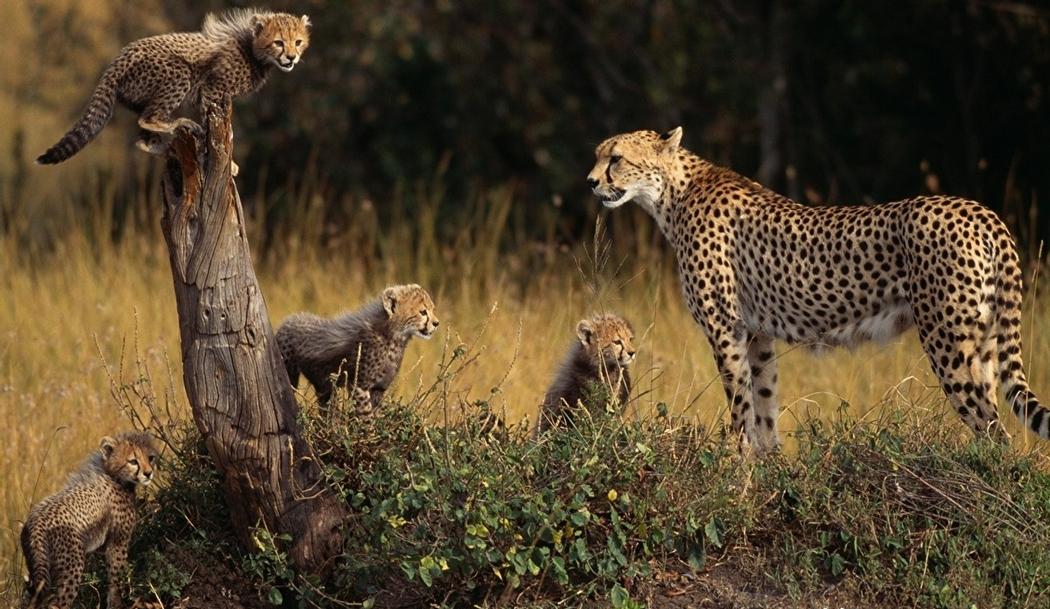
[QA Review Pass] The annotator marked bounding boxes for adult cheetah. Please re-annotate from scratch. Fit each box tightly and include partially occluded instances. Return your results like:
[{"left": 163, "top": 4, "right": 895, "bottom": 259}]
[{"left": 587, "top": 127, "right": 1046, "bottom": 454}]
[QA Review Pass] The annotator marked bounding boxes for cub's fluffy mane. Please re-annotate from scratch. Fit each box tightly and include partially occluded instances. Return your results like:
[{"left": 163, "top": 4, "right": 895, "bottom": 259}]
[
  {"left": 65, "top": 452, "right": 108, "bottom": 487},
  {"left": 289, "top": 299, "right": 392, "bottom": 362},
  {"left": 201, "top": 8, "right": 273, "bottom": 42}
]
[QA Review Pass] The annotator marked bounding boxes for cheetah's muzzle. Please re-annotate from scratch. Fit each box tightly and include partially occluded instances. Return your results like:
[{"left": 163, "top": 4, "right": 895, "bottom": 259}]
[{"left": 597, "top": 187, "right": 625, "bottom": 206}]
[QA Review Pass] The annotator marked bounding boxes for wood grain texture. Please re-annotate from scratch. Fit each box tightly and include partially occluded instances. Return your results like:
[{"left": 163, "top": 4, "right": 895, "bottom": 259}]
[{"left": 160, "top": 99, "right": 345, "bottom": 572}]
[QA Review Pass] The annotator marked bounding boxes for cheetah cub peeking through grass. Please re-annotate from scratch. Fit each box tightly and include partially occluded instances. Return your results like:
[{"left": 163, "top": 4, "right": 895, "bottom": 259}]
[
  {"left": 276, "top": 284, "right": 439, "bottom": 416},
  {"left": 589, "top": 127, "right": 1048, "bottom": 455},
  {"left": 21, "top": 432, "right": 157, "bottom": 609},
  {"left": 536, "top": 314, "right": 636, "bottom": 435},
  {"left": 37, "top": 9, "right": 310, "bottom": 174}
]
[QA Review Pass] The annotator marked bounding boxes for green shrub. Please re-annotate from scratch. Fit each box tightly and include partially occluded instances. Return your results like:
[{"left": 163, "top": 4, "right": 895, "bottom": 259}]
[{"left": 120, "top": 397, "right": 1050, "bottom": 608}]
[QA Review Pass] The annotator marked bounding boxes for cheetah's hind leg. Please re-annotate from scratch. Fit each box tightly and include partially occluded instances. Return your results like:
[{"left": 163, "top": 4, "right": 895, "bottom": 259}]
[
  {"left": 747, "top": 334, "right": 783, "bottom": 454},
  {"left": 134, "top": 130, "right": 170, "bottom": 155}
]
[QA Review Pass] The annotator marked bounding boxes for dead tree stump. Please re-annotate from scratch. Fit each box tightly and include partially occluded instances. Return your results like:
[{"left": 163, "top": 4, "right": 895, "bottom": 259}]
[{"left": 159, "top": 100, "right": 345, "bottom": 572}]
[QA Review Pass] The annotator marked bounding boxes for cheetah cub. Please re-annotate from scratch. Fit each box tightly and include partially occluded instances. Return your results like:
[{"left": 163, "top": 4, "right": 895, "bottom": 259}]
[
  {"left": 276, "top": 284, "right": 440, "bottom": 415},
  {"left": 37, "top": 9, "right": 311, "bottom": 172},
  {"left": 21, "top": 432, "right": 158, "bottom": 609},
  {"left": 536, "top": 314, "right": 636, "bottom": 435}
]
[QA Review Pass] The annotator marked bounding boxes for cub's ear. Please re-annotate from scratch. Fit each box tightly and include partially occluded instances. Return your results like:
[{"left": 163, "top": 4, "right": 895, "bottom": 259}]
[
  {"left": 250, "top": 14, "right": 268, "bottom": 36},
  {"left": 301, "top": 15, "right": 312, "bottom": 28},
  {"left": 657, "top": 126, "right": 683, "bottom": 154},
  {"left": 576, "top": 319, "right": 595, "bottom": 347},
  {"left": 382, "top": 287, "right": 399, "bottom": 317},
  {"left": 99, "top": 436, "right": 116, "bottom": 457}
]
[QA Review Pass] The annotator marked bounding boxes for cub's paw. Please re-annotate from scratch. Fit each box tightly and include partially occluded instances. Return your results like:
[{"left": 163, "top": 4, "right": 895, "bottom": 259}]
[
  {"left": 173, "top": 118, "right": 205, "bottom": 136},
  {"left": 231, "top": 160, "right": 240, "bottom": 177},
  {"left": 135, "top": 137, "right": 168, "bottom": 156}
]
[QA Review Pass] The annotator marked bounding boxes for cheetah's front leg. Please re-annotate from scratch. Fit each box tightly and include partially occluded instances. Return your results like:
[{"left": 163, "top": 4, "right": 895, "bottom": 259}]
[
  {"left": 351, "top": 386, "right": 375, "bottom": 419},
  {"left": 702, "top": 320, "right": 759, "bottom": 457},
  {"left": 104, "top": 536, "right": 131, "bottom": 609}
]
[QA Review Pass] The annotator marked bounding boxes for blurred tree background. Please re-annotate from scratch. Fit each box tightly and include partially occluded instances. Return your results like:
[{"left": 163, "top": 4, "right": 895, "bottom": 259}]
[{"left": 1, "top": 0, "right": 1047, "bottom": 253}]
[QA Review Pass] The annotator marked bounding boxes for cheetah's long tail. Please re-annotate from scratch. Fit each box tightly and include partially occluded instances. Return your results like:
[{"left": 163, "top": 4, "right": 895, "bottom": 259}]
[
  {"left": 36, "top": 67, "right": 119, "bottom": 165},
  {"left": 21, "top": 527, "right": 49, "bottom": 609},
  {"left": 995, "top": 237, "right": 1050, "bottom": 439}
]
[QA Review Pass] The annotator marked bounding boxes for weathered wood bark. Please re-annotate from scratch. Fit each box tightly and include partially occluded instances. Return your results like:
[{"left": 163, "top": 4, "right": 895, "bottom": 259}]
[{"left": 159, "top": 100, "right": 345, "bottom": 572}]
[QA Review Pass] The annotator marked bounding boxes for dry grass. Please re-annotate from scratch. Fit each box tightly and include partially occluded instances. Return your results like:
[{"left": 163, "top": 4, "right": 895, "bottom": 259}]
[{"left": 0, "top": 185, "right": 1047, "bottom": 599}]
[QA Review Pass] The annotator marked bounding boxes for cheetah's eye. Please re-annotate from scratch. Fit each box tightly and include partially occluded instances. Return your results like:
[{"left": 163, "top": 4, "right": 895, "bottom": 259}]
[
  {"left": 614, "top": 339, "right": 623, "bottom": 346},
  {"left": 610, "top": 155, "right": 622, "bottom": 165},
  {"left": 295, "top": 39, "right": 303, "bottom": 46},
  {"left": 128, "top": 458, "right": 138, "bottom": 466},
  {"left": 274, "top": 40, "right": 284, "bottom": 48},
  {"left": 419, "top": 309, "right": 428, "bottom": 316}
]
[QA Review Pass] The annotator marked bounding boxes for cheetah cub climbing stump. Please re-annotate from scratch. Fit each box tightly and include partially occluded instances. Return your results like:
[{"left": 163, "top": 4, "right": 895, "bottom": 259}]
[
  {"left": 588, "top": 127, "right": 1047, "bottom": 455},
  {"left": 536, "top": 313, "right": 636, "bottom": 435},
  {"left": 276, "top": 284, "right": 440, "bottom": 416},
  {"left": 21, "top": 432, "right": 158, "bottom": 609},
  {"left": 37, "top": 9, "right": 310, "bottom": 175}
]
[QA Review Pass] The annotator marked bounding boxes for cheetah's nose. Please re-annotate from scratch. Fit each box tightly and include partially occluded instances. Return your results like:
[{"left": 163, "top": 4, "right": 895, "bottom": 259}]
[
  {"left": 627, "top": 350, "right": 636, "bottom": 357},
  {"left": 432, "top": 320, "right": 440, "bottom": 328},
  {"left": 586, "top": 177, "right": 599, "bottom": 189}
]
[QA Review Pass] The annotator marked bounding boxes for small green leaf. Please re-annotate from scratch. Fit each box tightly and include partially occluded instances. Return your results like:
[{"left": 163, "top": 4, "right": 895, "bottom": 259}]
[
  {"left": 267, "top": 586, "right": 283, "bottom": 605},
  {"left": 610, "top": 584, "right": 630, "bottom": 608},
  {"left": 827, "top": 553, "right": 845, "bottom": 577},
  {"left": 704, "top": 518, "right": 722, "bottom": 547},
  {"left": 551, "top": 556, "right": 568, "bottom": 584}
]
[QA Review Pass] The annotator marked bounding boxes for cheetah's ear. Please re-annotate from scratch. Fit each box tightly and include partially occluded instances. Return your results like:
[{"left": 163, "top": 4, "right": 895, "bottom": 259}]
[
  {"left": 382, "top": 287, "right": 398, "bottom": 317},
  {"left": 576, "top": 320, "right": 595, "bottom": 347},
  {"left": 657, "top": 126, "right": 683, "bottom": 154},
  {"left": 250, "top": 14, "right": 267, "bottom": 36},
  {"left": 99, "top": 436, "right": 116, "bottom": 457},
  {"left": 301, "top": 15, "right": 312, "bottom": 28}
]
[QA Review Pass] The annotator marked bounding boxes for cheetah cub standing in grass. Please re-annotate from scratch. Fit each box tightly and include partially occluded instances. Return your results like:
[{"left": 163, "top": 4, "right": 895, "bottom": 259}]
[
  {"left": 536, "top": 314, "right": 636, "bottom": 435},
  {"left": 276, "top": 284, "right": 440, "bottom": 415},
  {"left": 21, "top": 432, "right": 157, "bottom": 609},
  {"left": 37, "top": 8, "right": 311, "bottom": 173}
]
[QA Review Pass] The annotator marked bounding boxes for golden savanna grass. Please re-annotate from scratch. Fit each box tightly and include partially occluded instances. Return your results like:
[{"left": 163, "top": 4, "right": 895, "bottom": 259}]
[{"left": 1, "top": 182, "right": 1048, "bottom": 597}]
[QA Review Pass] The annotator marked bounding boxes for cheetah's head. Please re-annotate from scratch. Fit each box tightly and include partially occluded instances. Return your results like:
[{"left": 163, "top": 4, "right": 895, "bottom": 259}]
[
  {"left": 577, "top": 313, "right": 637, "bottom": 369},
  {"left": 252, "top": 13, "right": 311, "bottom": 72},
  {"left": 382, "top": 284, "right": 440, "bottom": 340},
  {"left": 587, "top": 127, "right": 684, "bottom": 215},
  {"left": 100, "top": 432, "right": 158, "bottom": 488}
]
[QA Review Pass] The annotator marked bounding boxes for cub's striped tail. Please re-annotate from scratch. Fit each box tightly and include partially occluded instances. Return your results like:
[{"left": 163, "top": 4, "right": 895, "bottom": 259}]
[
  {"left": 21, "top": 525, "right": 49, "bottom": 609},
  {"left": 36, "top": 69, "right": 119, "bottom": 165},
  {"left": 996, "top": 240, "right": 1049, "bottom": 439}
]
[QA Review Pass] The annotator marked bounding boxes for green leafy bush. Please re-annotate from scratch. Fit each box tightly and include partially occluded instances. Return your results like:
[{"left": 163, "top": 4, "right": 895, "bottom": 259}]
[{"left": 120, "top": 394, "right": 1050, "bottom": 608}]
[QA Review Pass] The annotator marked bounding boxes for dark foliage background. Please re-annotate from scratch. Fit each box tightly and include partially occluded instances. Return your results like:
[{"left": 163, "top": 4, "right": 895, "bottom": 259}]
[{"left": 5, "top": 0, "right": 1049, "bottom": 250}]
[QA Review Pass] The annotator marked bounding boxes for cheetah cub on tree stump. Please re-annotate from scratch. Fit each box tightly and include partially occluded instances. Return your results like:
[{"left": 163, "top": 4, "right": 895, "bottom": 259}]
[
  {"left": 21, "top": 432, "right": 158, "bottom": 609},
  {"left": 276, "top": 284, "right": 440, "bottom": 416},
  {"left": 36, "top": 9, "right": 311, "bottom": 174},
  {"left": 536, "top": 314, "right": 636, "bottom": 435}
]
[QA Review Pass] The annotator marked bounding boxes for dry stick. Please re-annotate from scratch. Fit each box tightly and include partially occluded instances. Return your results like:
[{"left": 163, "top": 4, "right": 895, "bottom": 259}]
[{"left": 157, "top": 99, "right": 345, "bottom": 572}]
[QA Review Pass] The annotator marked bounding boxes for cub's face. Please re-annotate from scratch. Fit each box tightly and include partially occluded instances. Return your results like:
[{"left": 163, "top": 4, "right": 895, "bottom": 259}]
[
  {"left": 577, "top": 314, "right": 636, "bottom": 368},
  {"left": 382, "top": 284, "right": 440, "bottom": 339},
  {"left": 101, "top": 432, "right": 158, "bottom": 487},
  {"left": 253, "top": 13, "right": 311, "bottom": 72},
  {"left": 587, "top": 127, "right": 683, "bottom": 211}
]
